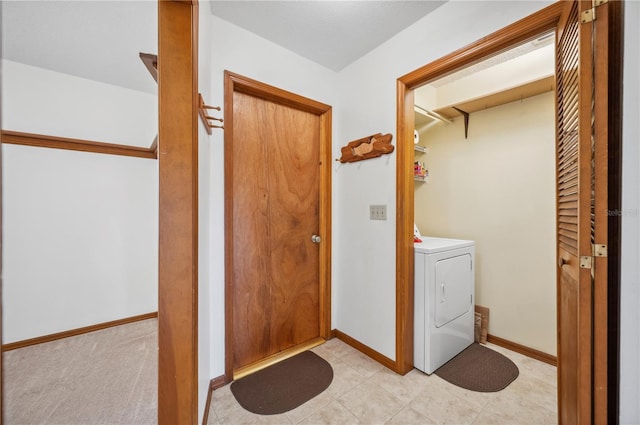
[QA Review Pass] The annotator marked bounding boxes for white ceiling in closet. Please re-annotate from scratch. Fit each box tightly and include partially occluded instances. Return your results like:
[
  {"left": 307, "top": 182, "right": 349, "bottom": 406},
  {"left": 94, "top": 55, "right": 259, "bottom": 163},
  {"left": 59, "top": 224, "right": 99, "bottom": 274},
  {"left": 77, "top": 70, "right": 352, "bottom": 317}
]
[{"left": 414, "top": 33, "right": 556, "bottom": 123}]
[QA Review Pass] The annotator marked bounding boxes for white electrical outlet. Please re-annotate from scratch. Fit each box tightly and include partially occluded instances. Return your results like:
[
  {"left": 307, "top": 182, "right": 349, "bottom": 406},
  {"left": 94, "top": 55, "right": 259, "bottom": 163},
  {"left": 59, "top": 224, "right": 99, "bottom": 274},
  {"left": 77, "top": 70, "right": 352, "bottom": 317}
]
[{"left": 370, "top": 204, "right": 387, "bottom": 220}]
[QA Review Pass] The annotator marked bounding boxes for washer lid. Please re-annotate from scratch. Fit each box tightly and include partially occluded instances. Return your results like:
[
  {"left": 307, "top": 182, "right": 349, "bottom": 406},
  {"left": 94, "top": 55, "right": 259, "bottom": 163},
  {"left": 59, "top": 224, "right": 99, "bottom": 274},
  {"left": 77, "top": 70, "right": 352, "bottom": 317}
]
[{"left": 414, "top": 236, "right": 474, "bottom": 254}]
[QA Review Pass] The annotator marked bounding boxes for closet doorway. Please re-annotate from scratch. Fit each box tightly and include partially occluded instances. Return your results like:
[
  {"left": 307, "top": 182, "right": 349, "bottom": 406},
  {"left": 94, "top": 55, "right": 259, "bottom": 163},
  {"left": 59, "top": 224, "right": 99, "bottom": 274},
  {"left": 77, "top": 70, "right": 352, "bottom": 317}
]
[
  {"left": 395, "top": 1, "right": 622, "bottom": 423},
  {"left": 413, "top": 35, "right": 557, "bottom": 360},
  {"left": 224, "top": 72, "right": 332, "bottom": 380}
]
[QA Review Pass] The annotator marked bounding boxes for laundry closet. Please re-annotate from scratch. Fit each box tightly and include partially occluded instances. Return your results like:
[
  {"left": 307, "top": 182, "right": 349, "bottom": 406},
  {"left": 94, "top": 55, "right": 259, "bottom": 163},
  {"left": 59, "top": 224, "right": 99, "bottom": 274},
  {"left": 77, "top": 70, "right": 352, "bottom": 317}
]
[{"left": 412, "top": 37, "right": 558, "bottom": 359}]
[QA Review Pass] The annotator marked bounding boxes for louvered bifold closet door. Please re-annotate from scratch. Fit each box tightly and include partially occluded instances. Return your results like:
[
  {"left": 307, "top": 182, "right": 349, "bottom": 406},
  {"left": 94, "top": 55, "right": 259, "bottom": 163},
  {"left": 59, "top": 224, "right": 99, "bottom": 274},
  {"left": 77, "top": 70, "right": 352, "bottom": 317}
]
[{"left": 555, "top": 1, "right": 594, "bottom": 424}]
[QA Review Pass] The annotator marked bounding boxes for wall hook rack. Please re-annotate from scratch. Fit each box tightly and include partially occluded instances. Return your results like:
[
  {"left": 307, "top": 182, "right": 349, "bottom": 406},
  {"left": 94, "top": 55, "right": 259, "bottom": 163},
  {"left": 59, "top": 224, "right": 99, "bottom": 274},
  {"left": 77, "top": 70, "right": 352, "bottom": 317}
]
[
  {"left": 198, "top": 93, "right": 224, "bottom": 134},
  {"left": 336, "top": 133, "right": 394, "bottom": 163}
]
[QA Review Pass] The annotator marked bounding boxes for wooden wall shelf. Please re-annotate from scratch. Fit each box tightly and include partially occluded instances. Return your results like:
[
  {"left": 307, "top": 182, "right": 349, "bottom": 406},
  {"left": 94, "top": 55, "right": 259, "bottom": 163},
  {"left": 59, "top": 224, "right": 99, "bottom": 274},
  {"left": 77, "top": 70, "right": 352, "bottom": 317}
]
[{"left": 433, "top": 76, "right": 555, "bottom": 119}]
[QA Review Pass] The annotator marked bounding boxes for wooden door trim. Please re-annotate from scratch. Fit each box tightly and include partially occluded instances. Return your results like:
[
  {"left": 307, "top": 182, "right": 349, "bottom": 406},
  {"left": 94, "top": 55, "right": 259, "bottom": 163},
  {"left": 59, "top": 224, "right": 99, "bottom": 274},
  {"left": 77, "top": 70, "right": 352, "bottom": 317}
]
[
  {"left": 398, "top": 3, "right": 565, "bottom": 91},
  {"left": 225, "top": 72, "right": 332, "bottom": 115},
  {"left": 223, "top": 71, "right": 332, "bottom": 381},
  {"left": 157, "top": 1, "right": 199, "bottom": 424},
  {"left": 593, "top": 1, "right": 623, "bottom": 422},
  {"left": 395, "top": 1, "right": 565, "bottom": 376}
]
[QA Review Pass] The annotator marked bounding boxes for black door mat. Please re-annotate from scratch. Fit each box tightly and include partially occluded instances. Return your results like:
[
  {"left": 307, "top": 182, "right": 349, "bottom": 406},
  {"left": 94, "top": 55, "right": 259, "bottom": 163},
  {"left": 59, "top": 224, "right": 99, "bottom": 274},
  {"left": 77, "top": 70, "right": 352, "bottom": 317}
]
[{"left": 231, "top": 350, "right": 333, "bottom": 415}]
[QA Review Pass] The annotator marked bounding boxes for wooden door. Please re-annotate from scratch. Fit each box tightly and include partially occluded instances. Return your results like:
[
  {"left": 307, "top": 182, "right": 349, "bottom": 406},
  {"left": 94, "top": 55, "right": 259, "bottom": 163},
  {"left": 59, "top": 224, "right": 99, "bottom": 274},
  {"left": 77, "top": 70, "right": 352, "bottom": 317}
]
[
  {"left": 556, "top": 0, "right": 618, "bottom": 423},
  {"left": 556, "top": 2, "right": 591, "bottom": 422},
  {"left": 224, "top": 72, "right": 332, "bottom": 377}
]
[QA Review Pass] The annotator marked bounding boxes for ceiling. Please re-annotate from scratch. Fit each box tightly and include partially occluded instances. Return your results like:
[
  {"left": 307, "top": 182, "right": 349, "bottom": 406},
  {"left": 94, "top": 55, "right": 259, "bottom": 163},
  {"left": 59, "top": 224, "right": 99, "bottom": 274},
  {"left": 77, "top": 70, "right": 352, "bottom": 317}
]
[
  {"left": 1, "top": 1, "right": 158, "bottom": 94},
  {"left": 208, "top": 1, "right": 446, "bottom": 72},
  {"left": 1, "top": 1, "right": 445, "bottom": 94}
]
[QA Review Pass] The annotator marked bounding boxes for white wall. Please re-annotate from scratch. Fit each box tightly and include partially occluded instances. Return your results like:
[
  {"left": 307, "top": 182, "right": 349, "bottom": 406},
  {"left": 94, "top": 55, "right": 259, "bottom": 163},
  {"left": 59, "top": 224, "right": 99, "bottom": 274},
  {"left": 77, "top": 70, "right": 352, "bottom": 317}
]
[
  {"left": 198, "top": 4, "right": 213, "bottom": 422},
  {"left": 415, "top": 92, "right": 556, "bottom": 355},
  {"left": 2, "top": 60, "right": 157, "bottom": 147},
  {"left": 620, "top": 1, "right": 640, "bottom": 423},
  {"left": 333, "top": 1, "right": 555, "bottom": 361},
  {"left": 1, "top": 60, "right": 158, "bottom": 343},
  {"left": 201, "top": 14, "right": 339, "bottom": 378}
]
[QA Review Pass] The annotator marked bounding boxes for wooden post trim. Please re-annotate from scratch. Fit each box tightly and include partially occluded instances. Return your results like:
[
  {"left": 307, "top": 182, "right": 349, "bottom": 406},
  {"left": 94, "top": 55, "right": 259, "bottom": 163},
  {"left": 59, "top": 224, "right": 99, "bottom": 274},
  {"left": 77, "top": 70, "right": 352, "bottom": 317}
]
[{"left": 157, "top": 1, "right": 199, "bottom": 423}]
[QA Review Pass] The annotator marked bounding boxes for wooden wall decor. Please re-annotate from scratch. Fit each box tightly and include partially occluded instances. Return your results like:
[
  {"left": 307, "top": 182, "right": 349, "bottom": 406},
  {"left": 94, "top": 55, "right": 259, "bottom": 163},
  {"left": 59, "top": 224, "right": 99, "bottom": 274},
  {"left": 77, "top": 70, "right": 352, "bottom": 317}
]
[{"left": 336, "top": 133, "right": 394, "bottom": 163}]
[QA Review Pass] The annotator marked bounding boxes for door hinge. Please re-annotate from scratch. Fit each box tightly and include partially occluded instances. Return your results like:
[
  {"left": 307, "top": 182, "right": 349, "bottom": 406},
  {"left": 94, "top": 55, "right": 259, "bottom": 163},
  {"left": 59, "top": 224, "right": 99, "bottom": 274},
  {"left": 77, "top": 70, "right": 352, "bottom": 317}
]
[
  {"left": 581, "top": 8, "right": 595, "bottom": 23},
  {"left": 593, "top": 244, "right": 608, "bottom": 257},
  {"left": 581, "top": 0, "right": 608, "bottom": 24},
  {"left": 580, "top": 256, "right": 593, "bottom": 269}
]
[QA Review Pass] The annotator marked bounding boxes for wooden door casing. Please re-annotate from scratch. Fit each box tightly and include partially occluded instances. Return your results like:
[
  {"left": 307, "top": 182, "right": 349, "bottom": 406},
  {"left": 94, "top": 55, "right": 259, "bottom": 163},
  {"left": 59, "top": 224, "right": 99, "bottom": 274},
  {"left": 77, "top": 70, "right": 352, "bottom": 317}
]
[
  {"left": 224, "top": 72, "right": 332, "bottom": 379},
  {"left": 396, "top": 2, "right": 567, "bottom": 376},
  {"left": 591, "top": 1, "right": 622, "bottom": 422}
]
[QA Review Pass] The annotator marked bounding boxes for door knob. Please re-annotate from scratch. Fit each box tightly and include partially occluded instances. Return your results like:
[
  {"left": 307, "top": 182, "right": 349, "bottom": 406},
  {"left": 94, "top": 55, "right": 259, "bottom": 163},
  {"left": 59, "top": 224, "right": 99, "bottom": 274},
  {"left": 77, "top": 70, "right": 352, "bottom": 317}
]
[
  {"left": 558, "top": 256, "right": 567, "bottom": 268},
  {"left": 311, "top": 234, "right": 321, "bottom": 243}
]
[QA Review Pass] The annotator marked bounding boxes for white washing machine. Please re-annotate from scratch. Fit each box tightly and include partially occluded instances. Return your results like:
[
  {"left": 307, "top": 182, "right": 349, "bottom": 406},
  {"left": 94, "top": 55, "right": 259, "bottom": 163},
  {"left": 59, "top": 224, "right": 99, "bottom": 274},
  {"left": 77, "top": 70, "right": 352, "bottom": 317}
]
[{"left": 414, "top": 235, "right": 475, "bottom": 374}]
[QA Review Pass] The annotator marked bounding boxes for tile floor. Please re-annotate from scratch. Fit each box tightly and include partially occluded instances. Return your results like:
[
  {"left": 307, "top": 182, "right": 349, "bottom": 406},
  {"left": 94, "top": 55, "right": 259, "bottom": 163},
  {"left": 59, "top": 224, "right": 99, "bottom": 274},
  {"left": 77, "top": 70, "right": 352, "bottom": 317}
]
[{"left": 208, "top": 339, "right": 557, "bottom": 425}]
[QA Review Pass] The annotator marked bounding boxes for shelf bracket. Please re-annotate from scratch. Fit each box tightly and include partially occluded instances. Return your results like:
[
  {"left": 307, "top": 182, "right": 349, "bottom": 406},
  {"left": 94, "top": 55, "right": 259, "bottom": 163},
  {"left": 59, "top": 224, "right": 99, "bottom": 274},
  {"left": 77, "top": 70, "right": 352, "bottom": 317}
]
[{"left": 452, "top": 107, "right": 470, "bottom": 139}]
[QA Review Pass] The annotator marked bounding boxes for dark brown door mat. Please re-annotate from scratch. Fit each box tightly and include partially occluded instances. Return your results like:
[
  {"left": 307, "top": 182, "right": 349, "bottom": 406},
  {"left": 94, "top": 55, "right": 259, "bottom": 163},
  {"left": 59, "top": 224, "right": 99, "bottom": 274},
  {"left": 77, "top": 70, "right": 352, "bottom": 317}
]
[
  {"left": 434, "top": 343, "right": 519, "bottom": 392},
  {"left": 230, "top": 350, "right": 333, "bottom": 415}
]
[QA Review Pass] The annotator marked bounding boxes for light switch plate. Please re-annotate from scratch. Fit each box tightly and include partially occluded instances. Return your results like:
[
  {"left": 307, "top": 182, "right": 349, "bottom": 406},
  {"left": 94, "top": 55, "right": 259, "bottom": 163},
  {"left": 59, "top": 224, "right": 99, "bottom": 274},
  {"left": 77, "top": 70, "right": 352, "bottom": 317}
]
[{"left": 370, "top": 204, "right": 387, "bottom": 220}]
